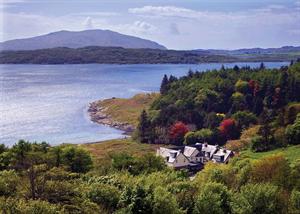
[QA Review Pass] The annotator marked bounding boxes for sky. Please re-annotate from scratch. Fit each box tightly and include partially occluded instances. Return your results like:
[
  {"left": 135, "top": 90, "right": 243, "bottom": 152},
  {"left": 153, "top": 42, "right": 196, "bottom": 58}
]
[{"left": 0, "top": 0, "right": 300, "bottom": 50}]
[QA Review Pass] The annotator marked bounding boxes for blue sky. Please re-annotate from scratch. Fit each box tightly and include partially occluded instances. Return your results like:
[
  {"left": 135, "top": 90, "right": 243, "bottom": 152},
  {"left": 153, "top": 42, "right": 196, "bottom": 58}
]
[{"left": 1, "top": 0, "right": 300, "bottom": 49}]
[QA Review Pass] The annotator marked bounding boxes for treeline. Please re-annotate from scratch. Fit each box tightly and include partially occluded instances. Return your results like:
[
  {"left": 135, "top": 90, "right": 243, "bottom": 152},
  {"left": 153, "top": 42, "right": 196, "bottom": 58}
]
[
  {"left": 1, "top": 46, "right": 299, "bottom": 64},
  {"left": 1, "top": 140, "right": 300, "bottom": 213},
  {"left": 136, "top": 60, "right": 300, "bottom": 150},
  {"left": 0, "top": 46, "right": 236, "bottom": 64}
]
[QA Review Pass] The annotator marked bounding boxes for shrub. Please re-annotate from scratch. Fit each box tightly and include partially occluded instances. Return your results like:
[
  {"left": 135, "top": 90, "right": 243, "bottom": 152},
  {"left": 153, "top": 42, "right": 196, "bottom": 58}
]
[
  {"left": 194, "top": 182, "right": 232, "bottom": 214},
  {"left": 0, "top": 170, "right": 19, "bottom": 197},
  {"left": 87, "top": 183, "right": 120, "bottom": 211},
  {"left": 285, "top": 113, "right": 300, "bottom": 145},
  {"left": 232, "top": 183, "right": 284, "bottom": 214}
]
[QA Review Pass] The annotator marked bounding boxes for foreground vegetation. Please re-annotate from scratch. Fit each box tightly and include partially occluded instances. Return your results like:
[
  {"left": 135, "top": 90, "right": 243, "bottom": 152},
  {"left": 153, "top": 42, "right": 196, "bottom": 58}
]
[{"left": 0, "top": 138, "right": 300, "bottom": 213}]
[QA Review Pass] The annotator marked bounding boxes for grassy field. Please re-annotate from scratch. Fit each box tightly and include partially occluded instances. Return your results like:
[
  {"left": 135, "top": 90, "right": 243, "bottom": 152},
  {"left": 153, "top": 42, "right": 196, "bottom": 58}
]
[
  {"left": 240, "top": 145, "right": 300, "bottom": 164},
  {"left": 98, "top": 93, "right": 159, "bottom": 126},
  {"left": 81, "top": 138, "right": 162, "bottom": 165}
]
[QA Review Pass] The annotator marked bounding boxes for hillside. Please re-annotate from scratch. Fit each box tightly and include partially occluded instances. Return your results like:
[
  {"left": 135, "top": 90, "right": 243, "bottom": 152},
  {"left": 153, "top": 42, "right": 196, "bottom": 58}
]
[
  {"left": 0, "top": 29, "right": 166, "bottom": 51},
  {"left": 196, "top": 46, "right": 300, "bottom": 61},
  {"left": 136, "top": 61, "right": 300, "bottom": 146},
  {"left": 0, "top": 46, "right": 237, "bottom": 64}
]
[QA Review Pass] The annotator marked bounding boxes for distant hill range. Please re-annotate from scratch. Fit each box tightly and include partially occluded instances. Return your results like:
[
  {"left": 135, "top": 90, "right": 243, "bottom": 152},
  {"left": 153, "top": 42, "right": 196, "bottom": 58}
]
[
  {"left": 0, "top": 29, "right": 166, "bottom": 51},
  {"left": 195, "top": 46, "right": 300, "bottom": 60},
  {"left": 0, "top": 29, "right": 299, "bottom": 64}
]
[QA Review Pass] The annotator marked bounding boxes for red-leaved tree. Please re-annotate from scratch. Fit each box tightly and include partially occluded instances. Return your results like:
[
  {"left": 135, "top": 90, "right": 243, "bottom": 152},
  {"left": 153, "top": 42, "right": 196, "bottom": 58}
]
[
  {"left": 169, "top": 121, "right": 189, "bottom": 145},
  {"left": 219, "top": 118, "right": 239, "bottom": 140}
]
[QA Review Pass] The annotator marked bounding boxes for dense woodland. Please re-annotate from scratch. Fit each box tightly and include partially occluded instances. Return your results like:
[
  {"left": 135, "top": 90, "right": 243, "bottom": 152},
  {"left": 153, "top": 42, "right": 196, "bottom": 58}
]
[
  {"left": 137, "top": 60, "right": 300, "bottom": 149},
  {"left": 1, "top": 61, "right": 300, "bottom": 213}
]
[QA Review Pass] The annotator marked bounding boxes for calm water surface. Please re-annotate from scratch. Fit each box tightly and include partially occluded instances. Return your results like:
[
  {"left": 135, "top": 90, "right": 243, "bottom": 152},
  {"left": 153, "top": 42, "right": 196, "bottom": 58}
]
[{"left": 0, "top": 62, "right": 288, "bottom": 146}]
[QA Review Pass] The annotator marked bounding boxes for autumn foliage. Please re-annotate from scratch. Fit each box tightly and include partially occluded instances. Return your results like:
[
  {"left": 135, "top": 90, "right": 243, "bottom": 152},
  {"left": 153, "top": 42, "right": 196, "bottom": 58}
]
[
  {"left": 169, "top": 121, "right": 189, "bottom": 143},
  {"left": 219, "top": 119, "right": 238, "bottom": 140}
]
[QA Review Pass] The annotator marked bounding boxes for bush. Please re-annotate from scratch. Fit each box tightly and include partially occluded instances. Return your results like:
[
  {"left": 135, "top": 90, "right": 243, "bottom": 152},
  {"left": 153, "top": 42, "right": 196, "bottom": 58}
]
[
  {"left": 61, "top": 146, "right": 93, "bottom": 173},
  {"left": 194, "top": 182, "right": 232, "bottom": 214},
  {"left": 251, "top": 135, "right": 267, "bottom": 152},
  {"left": 232, "top": 183, "right": 284, "bottom": 214},
  {"left": 87, "top": 183, "right": 120, "bottom": 211},
  {"left": 290, "top": 189, "right": 300, "bottom": 214},
  {"left": 232, "top": 111, "right": 257, "bottom": 130},
  {"left": 0, "top": 197, "right": 59, "bottom": 214},
  {"left": 153, "top": 187, "right": 181, "bottom": 214},
  {"left": 285, "top": 113, "right": 300, "bottom": 145},
  {"left": 0, "top": 170, "right": 19, "bottom": 197}
]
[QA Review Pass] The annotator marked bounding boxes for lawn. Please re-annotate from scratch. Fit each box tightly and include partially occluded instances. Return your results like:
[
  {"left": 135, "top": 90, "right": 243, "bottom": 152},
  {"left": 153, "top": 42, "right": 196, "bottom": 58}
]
[{"left": 240, "top": 144, "right": 300, "bottom": 164}]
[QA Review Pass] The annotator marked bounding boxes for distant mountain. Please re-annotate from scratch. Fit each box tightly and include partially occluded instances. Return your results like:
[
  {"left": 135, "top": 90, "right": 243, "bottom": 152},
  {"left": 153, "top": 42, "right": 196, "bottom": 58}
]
[{"left": 0, "top": 30, "right": 167, "bottom": 51}]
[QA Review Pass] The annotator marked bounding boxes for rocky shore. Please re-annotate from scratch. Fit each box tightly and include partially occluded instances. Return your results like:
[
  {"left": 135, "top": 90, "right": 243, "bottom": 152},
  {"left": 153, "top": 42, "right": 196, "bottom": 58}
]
[{"left": 88, "top": 101, "right": 135, "bottom": 135}]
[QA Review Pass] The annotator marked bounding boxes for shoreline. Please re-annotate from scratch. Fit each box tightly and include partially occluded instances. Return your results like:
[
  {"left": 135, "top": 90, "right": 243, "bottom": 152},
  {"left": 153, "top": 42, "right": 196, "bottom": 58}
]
[{"left": 88, "top": 100, "right": 135, "bottom": 135}]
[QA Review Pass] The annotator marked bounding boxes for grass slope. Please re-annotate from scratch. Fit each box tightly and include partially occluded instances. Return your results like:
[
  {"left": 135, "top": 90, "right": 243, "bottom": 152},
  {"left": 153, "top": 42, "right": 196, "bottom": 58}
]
[
  {"left": 98, "top": 93, "right": 159, "bottom": 127},
  {"left": 81, "top": 138, "right": 161, "bottom": 165},
  {"left": 240, "top": 145, "right": 300, "bottom": 164}
]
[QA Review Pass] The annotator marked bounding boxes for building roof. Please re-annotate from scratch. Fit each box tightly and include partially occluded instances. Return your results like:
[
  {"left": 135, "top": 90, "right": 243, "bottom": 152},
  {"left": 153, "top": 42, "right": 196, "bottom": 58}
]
[
  {"left": 201, "top": 144, "right": 218, "bottom": 158},
  {"left": 213, "top": 148, "right": 232, "bottom": 162},
  {"left": 157, "top": 147, "right": 180, "bottom": 163},
  {"left": 183, "top": 146, "right": 198, "bottom": 157}
]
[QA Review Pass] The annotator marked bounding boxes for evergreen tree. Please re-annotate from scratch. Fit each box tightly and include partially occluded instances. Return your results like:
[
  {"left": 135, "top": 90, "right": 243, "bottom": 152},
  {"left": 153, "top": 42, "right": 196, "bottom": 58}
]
[
  {"left": 233, "top": 65, "right": 240, "bottom": 72},
  {"left": 258, "top": 108, "right": 273, "bottom": 149},
  {"left": 259, "top": 62, "right": 265, "bottom": 70},
  {"left": 137, "top": 110, "right": 151, "bottom": 143},
  {"left": 278, "top": 70, "right": 289, "bottom": 107},
  {"left": 160, "top": 74, "right": 169, "bottom": 95}
]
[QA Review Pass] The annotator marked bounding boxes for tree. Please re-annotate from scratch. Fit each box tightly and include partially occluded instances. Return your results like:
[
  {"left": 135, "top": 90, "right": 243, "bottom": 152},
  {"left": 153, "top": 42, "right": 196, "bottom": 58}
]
[
  {"left": 235, "top": 80, "right": 250, "bottom": 94},
  {"left": 286, "top": 113, "right": 300, "bottom": 145},
  {"left": 153, "top": 187, "right": 181, "bottom": 214},
  {"left": 11, "top": 139, "right": 32, "bottom": 168},
  {"left": 61, "top": 146, "right": 93, "bottom": 173},
  {"left": 160, "top": 74, "right": 169, "bottom": 95},
  {"left": 258, "top": 108, "right": 273, "bottom": 147},
  {"left": 219, "top": 119, "right": 239, "bottom": 140},
  {"left": 259, "top": 62, "right": 265, "bottom": 70},
  {"left": 195, "top": 89, "right": 219, "bottom": 112},
  {"left": 87, "top": 183, "right": 120, "bottom": 211},
  {"left": 232, "top": 183, "right": 283, "bottom": 214},
  {"left": 232, "top": 111, "right": 257, "bottom": 130},
  {"left": 137, "top": 110, "right": 151, "bottom": 143},
  {"left": 233, "top": 65, "right": 240, "bottom": 72},
  {"left": 194, "top": 182, "right": 232, "bottom": 214},
  {"left": 184, "top": 132, "right": 198, "bottom": 145},
  {"left": 195, "top": 128, "right": 214, "bottom": 143},
  {"left": 251, "top": 135, "right": 267, "bottom": 152},
  {"left": 169, "top": 121, "right": 189, "bottom": 145}
]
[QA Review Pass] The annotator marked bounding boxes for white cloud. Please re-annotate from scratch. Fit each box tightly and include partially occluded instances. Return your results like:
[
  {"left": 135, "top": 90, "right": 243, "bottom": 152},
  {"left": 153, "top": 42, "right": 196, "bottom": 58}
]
[
  {"left": 129, "top": 6, "right": 198, "bottom": 19},
  {"left": 2, "top": 4, "right": 300, "bottom": 49},
  {"left": 83, "top": 17, "right": 94, "bottom": 29}
]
